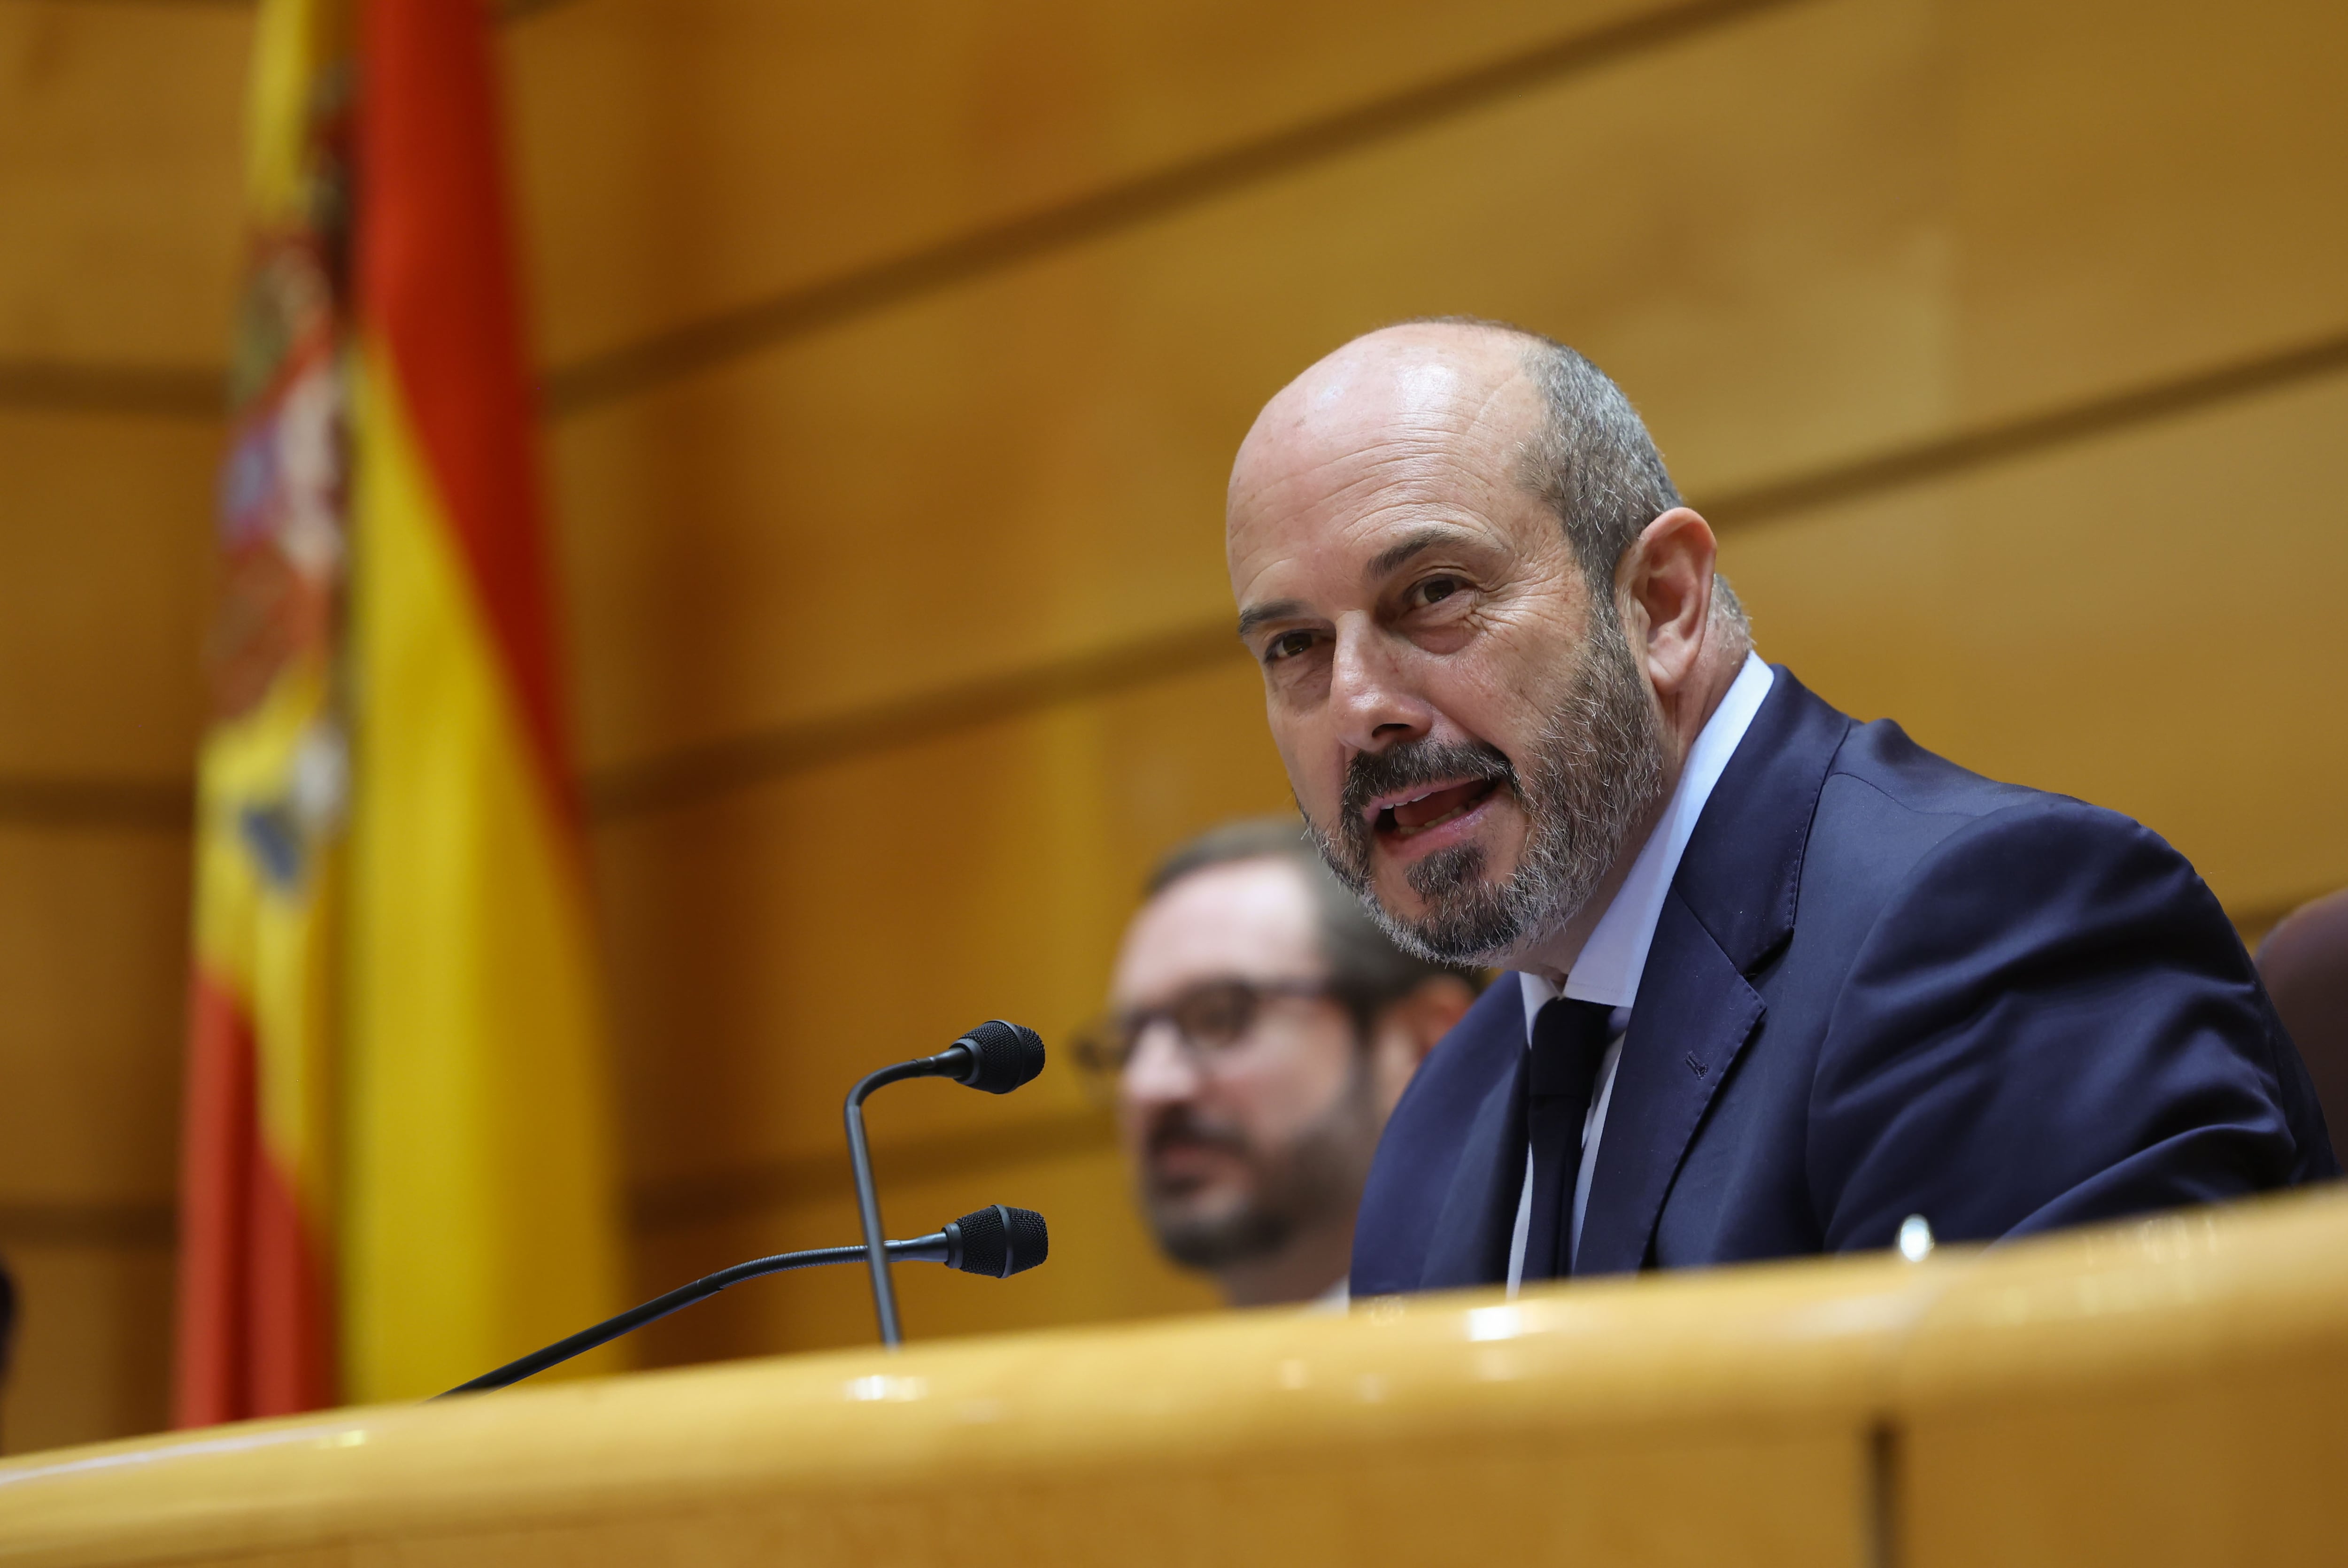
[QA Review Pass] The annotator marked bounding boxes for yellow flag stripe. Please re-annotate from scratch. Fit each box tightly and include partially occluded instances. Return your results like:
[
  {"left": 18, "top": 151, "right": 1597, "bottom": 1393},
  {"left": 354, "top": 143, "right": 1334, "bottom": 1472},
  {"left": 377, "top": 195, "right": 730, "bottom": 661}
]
[{"left": 344, "top": 346, "right": 624, "bottom": 1401}]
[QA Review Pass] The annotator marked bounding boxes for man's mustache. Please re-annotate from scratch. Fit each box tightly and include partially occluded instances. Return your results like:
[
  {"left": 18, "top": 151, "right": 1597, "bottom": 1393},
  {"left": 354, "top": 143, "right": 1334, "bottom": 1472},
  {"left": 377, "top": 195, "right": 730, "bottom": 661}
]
[
  {"left": 1144, "top": 1107, "right": 1250, "bottom": 1165},
  {"left": 1339, "top": 737, "right": 1517, "bottom": 826}
]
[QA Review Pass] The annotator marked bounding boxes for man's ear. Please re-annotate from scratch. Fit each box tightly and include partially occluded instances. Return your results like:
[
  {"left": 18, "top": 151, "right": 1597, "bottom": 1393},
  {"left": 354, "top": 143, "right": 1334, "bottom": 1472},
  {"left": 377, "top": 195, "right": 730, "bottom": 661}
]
[
  {"left": 1367, "top": 975, "right": 1478, "bottom": 1116},
  {"left": 1619, "top": 507, "right": 1719, "bottom": 699}
]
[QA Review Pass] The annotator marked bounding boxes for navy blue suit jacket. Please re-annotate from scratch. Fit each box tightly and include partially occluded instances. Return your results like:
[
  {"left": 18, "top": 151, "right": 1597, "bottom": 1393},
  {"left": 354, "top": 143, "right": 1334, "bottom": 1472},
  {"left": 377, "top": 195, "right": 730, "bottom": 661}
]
[{"left": 1353, "top": 668, "right": 2337, "bottom": 1294}]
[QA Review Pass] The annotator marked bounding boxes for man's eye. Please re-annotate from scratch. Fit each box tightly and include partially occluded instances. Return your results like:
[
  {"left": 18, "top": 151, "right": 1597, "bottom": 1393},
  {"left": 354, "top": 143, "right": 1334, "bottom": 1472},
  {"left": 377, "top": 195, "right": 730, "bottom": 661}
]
[
  {"left": 1412, "top": 575, "right": 1469, "bottom": 608},
  {"left": 1264, "top": 630, "right": 1320, "bottom": 664}
]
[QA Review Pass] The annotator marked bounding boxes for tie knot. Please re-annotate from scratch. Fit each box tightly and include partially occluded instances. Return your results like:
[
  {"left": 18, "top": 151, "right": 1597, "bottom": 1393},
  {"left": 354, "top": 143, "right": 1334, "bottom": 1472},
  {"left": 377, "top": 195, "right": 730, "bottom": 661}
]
[{"left": 1529, "top": 998, "right": 1614, "bottom": 1094}]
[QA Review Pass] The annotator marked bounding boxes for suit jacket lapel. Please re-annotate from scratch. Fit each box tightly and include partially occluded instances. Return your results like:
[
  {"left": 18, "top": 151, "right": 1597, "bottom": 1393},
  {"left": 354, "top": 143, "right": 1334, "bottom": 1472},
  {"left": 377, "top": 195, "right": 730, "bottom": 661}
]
[
  {"left": 1419, "top": 1051, "right": 1529, "bottom": 1290},
  {"left": 1574, "top": 668, "right": 1848, "bottom": 1276},
  {"left": 1574, "top": 892, "right": 1762, "bottom": 1275}
]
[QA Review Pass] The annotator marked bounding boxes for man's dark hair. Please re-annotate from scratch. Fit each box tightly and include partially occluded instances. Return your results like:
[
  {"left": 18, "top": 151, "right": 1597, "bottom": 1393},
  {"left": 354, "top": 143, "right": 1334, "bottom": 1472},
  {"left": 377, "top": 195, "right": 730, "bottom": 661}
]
[
  {"left": 1405, "top": 316, "right": 1749, "bottom": 637},
  {"left": 1146, "top": 816, "right": 1482, "bottom": 1035}
]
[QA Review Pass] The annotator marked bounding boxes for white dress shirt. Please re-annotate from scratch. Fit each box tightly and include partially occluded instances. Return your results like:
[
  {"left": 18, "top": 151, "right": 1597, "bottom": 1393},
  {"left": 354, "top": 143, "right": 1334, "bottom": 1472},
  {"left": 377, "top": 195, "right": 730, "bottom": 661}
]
[{"left": 1506, "top": 652, "right": 1775, "bottom": 1292}]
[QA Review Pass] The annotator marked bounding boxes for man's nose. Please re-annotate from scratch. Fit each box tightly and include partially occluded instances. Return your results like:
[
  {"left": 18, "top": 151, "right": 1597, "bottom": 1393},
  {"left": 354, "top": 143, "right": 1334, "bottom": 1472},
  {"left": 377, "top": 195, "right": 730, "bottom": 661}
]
[
  {"left": 1329, "top": 615, "right": 1432, "bottom": 753},
  {"left": 1118, "top": 1021, "right": 1202, "bottom": 1108}
]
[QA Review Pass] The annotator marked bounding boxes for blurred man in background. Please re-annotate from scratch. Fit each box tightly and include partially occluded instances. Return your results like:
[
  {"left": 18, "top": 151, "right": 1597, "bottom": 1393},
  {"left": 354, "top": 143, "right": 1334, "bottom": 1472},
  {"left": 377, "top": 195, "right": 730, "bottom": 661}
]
[{"left": 1079, "top": 819, "right": 1477, "bottom": 1306}]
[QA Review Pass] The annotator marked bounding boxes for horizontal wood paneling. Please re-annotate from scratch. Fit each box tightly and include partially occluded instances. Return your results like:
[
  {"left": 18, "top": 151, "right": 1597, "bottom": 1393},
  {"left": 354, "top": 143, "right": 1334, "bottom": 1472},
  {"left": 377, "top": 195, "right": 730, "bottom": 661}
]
[
  {"left": 0, "top": 828, "right": 190, "bottom": 1208},
  {"left": 0, "top": 411, "right": 215, "bottom": 780},
  {"left": 0, "top": 1243, "right": 172, "bottom": 1455},
  {"left": 1721, "top": 369, "right": 2348, "bottom": 916},
  {"left": 543, "top": 0, "right": 2348, "bottom": 780},
  {"left": 1948, "top": 0, "right": 2348, "bottom": 426},
  {"left": 502, "top": 0, "right": 1684, "bottom": 370},
  {"left": 587, "top": 657, "right": 1285, "bottom": 1190},
  {"left": 0, "top": 0, "right": 247, "bottom": 369},
  {"left": 550, "top": 0, "right": 1948, "bottom": 773},
  {"left": 0, "top": 1, "right": 235, "bottom": 1453},
  {"left": 517, "top": 0, "right": 2348, "bottom": 436}
]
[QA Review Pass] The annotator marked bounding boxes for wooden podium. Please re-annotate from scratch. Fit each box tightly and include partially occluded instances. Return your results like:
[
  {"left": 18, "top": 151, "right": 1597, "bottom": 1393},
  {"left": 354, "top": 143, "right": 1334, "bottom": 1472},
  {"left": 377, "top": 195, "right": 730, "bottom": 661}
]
[{"left": 5, "top": 1187, "right": 2345, "bottom": 1567}]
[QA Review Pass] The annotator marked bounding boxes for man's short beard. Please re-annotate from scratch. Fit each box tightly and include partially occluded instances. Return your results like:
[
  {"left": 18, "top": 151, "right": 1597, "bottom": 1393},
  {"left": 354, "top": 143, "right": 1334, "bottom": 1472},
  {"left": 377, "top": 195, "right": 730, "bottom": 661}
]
[
  {"left": 1142, "top": 1067, "right": 1378, "bottom": 1272},
  {"left": 1307, "top": 601, "right": 1668, "bottom": 967}
]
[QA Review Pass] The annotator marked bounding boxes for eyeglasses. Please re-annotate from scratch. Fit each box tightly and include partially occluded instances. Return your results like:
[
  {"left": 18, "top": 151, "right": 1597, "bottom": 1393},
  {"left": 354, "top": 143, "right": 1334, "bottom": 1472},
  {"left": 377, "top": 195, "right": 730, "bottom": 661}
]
[{"left": 1070, "top": 977, "right": 1342, "bottom": 1089}]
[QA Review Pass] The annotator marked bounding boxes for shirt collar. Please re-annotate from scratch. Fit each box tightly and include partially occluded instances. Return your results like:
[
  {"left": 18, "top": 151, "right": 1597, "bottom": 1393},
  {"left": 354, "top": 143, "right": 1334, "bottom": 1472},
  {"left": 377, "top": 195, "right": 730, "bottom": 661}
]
[{"left": 1521, "top": 651, "right": 1775, "bottom": 1033}]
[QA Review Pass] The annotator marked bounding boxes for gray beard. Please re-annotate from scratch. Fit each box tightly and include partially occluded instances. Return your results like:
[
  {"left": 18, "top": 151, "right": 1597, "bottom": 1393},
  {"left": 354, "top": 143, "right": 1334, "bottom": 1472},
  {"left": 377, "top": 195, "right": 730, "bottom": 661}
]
[
  {"left": 1142, "top": 1067, "right": 1379, "bottom": 1272},
  {"left": 1307, "top": 608, "right": 1668, "bottom": 968}
]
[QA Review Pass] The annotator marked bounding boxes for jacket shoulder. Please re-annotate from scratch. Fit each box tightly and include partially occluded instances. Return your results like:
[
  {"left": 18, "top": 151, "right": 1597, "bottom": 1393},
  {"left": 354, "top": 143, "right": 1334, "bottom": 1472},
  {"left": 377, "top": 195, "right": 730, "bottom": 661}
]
[
  {"left": 1801, "top": 716, "right": 2132, "bottom": 917},
  {"left": 1827, "top": 715, "right": 2047, "bottom": 819}
]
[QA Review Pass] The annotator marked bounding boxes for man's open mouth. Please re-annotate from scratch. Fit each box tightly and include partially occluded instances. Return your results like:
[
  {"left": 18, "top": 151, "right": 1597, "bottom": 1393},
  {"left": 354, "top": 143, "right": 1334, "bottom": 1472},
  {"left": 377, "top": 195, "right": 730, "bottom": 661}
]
[{"left": 1372, "top": 779, "right": 1501, "bottom": 840}]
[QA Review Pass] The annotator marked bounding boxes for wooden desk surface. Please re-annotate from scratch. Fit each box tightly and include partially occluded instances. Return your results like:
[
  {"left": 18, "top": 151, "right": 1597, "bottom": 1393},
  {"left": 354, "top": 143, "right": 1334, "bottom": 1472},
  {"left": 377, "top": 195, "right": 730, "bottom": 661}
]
[{"left": 4, "top": 1186, "right": 2344, "bottom": 1567}]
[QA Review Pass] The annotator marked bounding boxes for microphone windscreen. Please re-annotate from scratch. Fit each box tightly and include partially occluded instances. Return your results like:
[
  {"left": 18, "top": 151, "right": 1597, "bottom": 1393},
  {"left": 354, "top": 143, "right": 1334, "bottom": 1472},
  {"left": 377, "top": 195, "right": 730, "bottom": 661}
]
[
  {"left": 1003, "top": 1205, "right": 1048, "bottom": 1274},
  {"left": 951, "top": 1020, "right": 1045, "bottom": 1095},
  {"left": 948, "top": 1205, "right": 1050, "bottom": 1278}
]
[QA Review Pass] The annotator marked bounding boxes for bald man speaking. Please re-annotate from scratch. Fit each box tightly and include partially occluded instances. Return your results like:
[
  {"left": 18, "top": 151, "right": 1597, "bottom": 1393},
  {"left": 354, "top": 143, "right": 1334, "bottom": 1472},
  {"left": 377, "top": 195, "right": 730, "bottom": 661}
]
[{"left": 1225, "top": 319, "right": 2335, "bottom": 1296}]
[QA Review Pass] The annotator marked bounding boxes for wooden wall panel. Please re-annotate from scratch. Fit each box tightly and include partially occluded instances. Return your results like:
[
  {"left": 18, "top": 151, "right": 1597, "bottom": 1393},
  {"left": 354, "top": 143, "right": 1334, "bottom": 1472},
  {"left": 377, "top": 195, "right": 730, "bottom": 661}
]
[
  {"left": 0, "top": 412, "right": 215, "bottom": 780},
  {"left": 0, "top": 824, "right": 189, "bottom": 1454},
  {"left": 547, "top": 0, "right": 2348, "bottom": 779},
  {"left": 0, "top": 0, "right": 233, "bottom": 1452},
  {"left": 0, "top": 1244, "right": 171, "bottom": 1456},
  {"left": 1949, "top": 0, "right": 2348, "bottom": 425},
  {"left": 588, "top": 657, "right": 1284, "bottom": 1189},
  {"left": 1719, "top": 371, "right": 2348, "bottom": 920},
  {"left": 502, "top": 0, "right": 1676, "bottom": 368},
  {"left": 0, "top": 403, "right": 209, "bottom": 1450},
  {"left": 0, "top": 0, "right": 247, "bottom": 367},
  {"left": 0, "top": 827, "right": 190, "bottom": 1205},
  {"left": 550, "top": 0, "right": 1947, "bottom": 773}
]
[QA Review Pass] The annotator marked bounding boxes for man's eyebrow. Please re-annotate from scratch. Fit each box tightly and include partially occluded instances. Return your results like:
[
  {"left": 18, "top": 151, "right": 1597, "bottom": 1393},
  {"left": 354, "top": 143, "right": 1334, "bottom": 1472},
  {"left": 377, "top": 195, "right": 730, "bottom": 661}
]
[
  {"left": 1235, "top": 598, "right": 1308, "bottom": 640},
  {"left": 1363, "top": 524, "right": 1478, "bottom": 583}
]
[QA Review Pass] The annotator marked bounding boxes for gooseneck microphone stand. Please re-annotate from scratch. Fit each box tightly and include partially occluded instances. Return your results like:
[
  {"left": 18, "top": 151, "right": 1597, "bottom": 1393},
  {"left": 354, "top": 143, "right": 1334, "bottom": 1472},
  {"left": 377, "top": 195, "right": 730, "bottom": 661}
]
[
  {"left": 845, "top": 1020, "right": 1046, "bottom": 1348},
  {"left": 844, "top": 1058, "right": 931, "bottom": 1347},
  {"left": 437, "top": 1204, "right": 1047, "bottom": 1397},
  {"left": 437, "top": 1022, "right": 1052, "bottom": 1396},
  {"left": 445, "top": 1239, "right": 903, "bottom": 1397}
]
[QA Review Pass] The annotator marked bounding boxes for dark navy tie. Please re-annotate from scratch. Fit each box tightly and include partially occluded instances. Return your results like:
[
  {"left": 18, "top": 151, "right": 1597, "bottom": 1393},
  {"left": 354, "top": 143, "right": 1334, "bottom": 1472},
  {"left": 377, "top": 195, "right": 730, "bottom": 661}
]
[{"left": 1521, "top": 998, "right": 1615, "bottom": 1280}]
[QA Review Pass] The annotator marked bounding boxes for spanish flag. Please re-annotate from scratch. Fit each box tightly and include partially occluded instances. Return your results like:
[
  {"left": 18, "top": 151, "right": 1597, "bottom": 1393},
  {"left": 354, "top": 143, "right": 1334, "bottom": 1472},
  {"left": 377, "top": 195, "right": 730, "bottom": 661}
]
[{"left": 177, "top": 0, "right": 624, "bottom": 1423}]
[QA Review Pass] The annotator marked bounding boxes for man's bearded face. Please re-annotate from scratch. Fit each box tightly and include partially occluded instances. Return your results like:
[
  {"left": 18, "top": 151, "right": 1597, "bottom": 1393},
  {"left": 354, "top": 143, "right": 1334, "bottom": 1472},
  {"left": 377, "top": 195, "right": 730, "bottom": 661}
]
[
  {"left": 1308, "top": 598, "right": 1666, "bottom": 966},
  {"left": 1137, "top": 1067, "right": 1379, "bottom": 1270},
  {"left": 1226, "top": 327, "right": 1670, "bottom": 970}
]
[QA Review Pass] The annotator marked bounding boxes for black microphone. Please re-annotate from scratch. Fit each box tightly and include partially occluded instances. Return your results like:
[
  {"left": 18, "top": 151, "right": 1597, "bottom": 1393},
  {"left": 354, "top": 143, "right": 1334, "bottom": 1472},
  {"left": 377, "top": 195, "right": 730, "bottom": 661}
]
[
  {"left": 889, "top": 1202, "right": 1050, "bottom": 1277},
  {"left": 437, "top": 1205, "right": 1048, "bottom": 1397},
  {"left": 845, "top": 1021, "right": 1046, "bottom": 1347}
]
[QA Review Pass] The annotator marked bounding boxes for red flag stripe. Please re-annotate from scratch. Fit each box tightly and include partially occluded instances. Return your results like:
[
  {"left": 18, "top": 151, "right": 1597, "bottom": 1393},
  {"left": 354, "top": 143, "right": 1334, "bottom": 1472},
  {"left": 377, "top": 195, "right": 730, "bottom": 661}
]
[
  {"left": 355, "top": 0, "right": 576, "bottom": 826},
  {"left": 173, "top": 977, "right": 254, "bottom": 1425},
  {"left": 173, "top": 975, "right": 335, "bottom": 1425}
]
